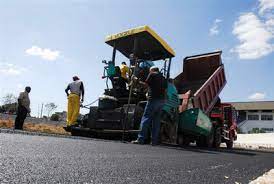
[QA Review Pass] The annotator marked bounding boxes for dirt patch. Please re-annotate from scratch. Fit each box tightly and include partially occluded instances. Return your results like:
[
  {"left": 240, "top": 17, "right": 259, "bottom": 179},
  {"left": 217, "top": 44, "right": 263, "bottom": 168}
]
[{"left": 0, "top": 120, "right": 70, "bottom": 135}]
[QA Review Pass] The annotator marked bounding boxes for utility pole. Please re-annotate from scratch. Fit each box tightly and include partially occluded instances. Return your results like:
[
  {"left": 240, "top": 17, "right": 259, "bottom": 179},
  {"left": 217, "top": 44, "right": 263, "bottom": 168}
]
[
  {"left": 37, "top": 104, "right": 40, "bottom": 118},
  {"left": 40, "top": 103, "right": 44, "bottom": 118}
]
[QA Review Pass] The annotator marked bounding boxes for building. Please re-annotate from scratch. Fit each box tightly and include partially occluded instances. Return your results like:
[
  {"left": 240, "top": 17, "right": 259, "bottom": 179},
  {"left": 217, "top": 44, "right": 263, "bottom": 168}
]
[{"left": 230, "top": 101, "right": 274, "bottom": 133}]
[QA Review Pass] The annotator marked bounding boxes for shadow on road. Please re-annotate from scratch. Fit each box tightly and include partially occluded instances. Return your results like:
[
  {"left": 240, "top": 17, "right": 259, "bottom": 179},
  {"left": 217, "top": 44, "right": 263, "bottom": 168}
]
[
  {"left": 1, "top": 128, "right": 273, "bottom": 157},
  {"left": 158, "top": 143, "right": 273, "bottom": 156}
]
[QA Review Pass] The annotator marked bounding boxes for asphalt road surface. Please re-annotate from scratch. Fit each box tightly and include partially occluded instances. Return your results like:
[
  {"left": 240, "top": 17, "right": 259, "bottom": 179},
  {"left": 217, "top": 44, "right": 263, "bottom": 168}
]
[{"left": 0, "top": 133, "right": 273, "bottom": 184}]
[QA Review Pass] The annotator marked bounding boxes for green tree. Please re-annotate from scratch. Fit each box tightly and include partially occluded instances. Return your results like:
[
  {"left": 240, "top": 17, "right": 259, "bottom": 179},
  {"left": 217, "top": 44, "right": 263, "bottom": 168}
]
[
  {"left": 1, "top": 94, "right": 17, "bottom": 113},
  {"left": 50, "top": 113, "right": 60, "bottom": 121},
  {"left": 45, "top": 103, "right": 58, "bottom": 117},
  {"left": 2, "top": 93, "right": 17, "bottom": 105}
]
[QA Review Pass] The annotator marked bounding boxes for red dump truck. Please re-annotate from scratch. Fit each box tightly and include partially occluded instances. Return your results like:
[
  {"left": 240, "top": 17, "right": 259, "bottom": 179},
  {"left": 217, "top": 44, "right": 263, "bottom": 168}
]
[{"left": 174, "top": 51, "right": 237, "bottom": 148}]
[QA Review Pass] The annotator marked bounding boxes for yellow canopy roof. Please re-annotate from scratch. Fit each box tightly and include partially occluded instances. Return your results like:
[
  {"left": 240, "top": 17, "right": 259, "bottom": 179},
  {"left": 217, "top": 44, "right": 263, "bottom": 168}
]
[{"left": 105, "top": 26, "right": 175, "bottom": 61}]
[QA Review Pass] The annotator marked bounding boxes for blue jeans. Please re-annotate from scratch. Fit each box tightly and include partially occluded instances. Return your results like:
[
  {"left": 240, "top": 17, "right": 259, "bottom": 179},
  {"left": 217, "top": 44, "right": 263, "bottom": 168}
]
[{"left": 137, "top": 99, "right": 165, "bottom": 144}]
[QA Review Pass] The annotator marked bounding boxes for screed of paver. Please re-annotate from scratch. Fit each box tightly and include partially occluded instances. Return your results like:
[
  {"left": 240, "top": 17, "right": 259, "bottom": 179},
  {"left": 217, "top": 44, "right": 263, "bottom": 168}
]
[{"left": 249, "top": 169, "right": 274, "bottom": 184}]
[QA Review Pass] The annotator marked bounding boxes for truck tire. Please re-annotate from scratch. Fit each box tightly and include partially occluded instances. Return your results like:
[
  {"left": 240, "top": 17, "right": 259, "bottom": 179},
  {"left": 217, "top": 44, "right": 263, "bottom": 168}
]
[
  {"left": 196, "top": 133, "right": 214, "bottom": 148},
  {"left": 196, "top": 136, "right": 207, "bottom": 147},
  {"left": 206, "top": 132, "right": 214, "bottom": 148},
  {"left": 177, "top": 134, "right": 190, "bottom": 147},
  {"left": 213, "top": 127, "right": 222, "bottom": 148},
  {"left": 182, "top": 136, "right": 191, "bottom": 146},
  {"left": 177, "top": 134, "right": 184, "bottom": 147},
  {"left": 226, "top": 140, "right": 233, "bottom": 149}
]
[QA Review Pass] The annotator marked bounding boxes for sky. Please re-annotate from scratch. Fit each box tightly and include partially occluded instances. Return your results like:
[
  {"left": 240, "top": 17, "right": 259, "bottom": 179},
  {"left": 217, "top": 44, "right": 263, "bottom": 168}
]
[{"left": 0, "top": 0, "right": 273, "bottom": 116}]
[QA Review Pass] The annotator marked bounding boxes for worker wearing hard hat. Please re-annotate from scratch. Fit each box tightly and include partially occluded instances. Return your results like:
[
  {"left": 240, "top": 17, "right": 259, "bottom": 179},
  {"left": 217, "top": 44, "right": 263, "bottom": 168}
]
[
  {"left": 138, "top": 60, "right": 154, "bottom": 81},
  {"left": 65, "top": 76, "right": 85, "bottom": 130},
  {"left": 132, "top": 66, "right": 167, "bottom": 145},
  {"left": 120, "top": 62, "right": 130, "bottom": 81}
]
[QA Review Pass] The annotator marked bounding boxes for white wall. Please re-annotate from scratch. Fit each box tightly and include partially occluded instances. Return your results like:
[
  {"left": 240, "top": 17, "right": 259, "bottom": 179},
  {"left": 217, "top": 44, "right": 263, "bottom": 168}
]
[
  {"left": 238, "top": 110, "right": 274, "bottom": 133},
  {"left": 240, "top": 120, "right": 274, "bottom": 133}
]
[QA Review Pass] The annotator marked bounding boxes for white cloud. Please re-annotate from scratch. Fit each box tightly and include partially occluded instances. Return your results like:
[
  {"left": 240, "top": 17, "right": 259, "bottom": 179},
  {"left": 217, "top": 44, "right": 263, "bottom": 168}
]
[
  {"left": 231, "top": 12, "right": 274, "bottom": 59},
  {"left": 231, "top": 0, "right": 274, "bottom": 60},
  {"left": 248, "top": 92, "right": 266, "bottom": 100},
  {"left": 209, "top": 19, "right": 222, "bottom": 36},
  {"left": 0, "top": 63, "right": 27, "bottom": 76},
  {"left": 258, "top": 0, "right": 274, "bottom": 16},
  {"left": 25, "top": 46, "right": 60, "bottom": 61},
  {"left": 266, "top": 18, "right": 274, "bottom": 34}
]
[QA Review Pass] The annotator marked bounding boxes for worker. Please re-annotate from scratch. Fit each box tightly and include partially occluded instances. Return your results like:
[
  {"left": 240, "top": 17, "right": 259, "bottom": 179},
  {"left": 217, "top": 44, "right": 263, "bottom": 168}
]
[
  {"left": 138, "top": 60, "right": 154, "bottom": 81},
  {"left": 120, "top": 62, "right": 130, "bottom": 81},
  {"left": 65, "top": 76, "right": 85, "bottom": 130},
  {"left": 14, "top": 86, "right": 31, "bottom": 130},
  {"left": 132, "top": 66, "right": 167, "bottom": 145},
  {"left": 139, "top": 60, "right": 154, "bottom": 69},
  {"left": 129, "top": 53, "right": 137, "bottom": 66}
]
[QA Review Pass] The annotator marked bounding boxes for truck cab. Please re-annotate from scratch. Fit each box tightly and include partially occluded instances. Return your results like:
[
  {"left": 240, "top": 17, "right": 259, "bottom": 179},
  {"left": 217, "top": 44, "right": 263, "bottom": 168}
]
[{"left": 210, "top": 103, "right": 237, "bottom": 148}]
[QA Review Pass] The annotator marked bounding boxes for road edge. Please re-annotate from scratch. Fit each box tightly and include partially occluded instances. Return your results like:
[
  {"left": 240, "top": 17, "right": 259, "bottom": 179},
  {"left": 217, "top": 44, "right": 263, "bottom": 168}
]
[
  {"left": 249, "top": 169, "right": 274, "bottom": 184},
  {"left": 1, "top": 128, "right": 274, "bottom": 152}
]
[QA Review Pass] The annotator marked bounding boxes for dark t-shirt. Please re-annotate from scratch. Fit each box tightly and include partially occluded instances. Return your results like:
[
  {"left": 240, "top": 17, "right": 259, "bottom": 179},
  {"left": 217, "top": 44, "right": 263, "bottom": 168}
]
[{"left": 145, "top": 72, "right": 167, "bottom": 100}]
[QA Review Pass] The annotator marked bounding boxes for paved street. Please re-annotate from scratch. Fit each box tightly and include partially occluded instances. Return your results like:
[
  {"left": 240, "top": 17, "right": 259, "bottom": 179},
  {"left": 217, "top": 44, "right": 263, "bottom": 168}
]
[{"left": 0, "top": 133, "right": 273, "bottom": 184}]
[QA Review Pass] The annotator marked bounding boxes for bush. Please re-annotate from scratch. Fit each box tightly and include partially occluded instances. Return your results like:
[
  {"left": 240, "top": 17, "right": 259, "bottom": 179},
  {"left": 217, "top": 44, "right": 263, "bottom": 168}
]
[
  {"left": 249, "top": 128, "right": 266, "bottom": 134},
  {"left": 0, "top": 103, "right": 17, "bottom": 114},
  {"left": 50, "top": 114, "right": 60, "bottom": 121},
  {"left": 0, "top": 106, "right": 4, "bottom": 113}
]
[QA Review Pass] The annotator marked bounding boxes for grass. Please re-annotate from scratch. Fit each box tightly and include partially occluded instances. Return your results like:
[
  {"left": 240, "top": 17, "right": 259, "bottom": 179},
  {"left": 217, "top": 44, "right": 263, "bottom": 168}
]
[{"left": 0, "top": 119, "right": 70, "bottom": 135}]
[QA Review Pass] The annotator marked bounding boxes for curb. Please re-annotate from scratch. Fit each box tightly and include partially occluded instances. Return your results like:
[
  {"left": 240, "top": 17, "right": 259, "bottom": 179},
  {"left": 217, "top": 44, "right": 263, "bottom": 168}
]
[
  {"left": 1, "top": 128, "right": 274, "bottom": 152},
  {"left": 233, "top": 143, "right": 274, "bottom": 152},
  {"left": 0, "top": 128, "right": 130, "bottom": 144},
  {"left": 249, "top": 169, "right": 274, "bottom": 184},
  {"left": 0, "top": 128, "right": 90, "bottom": 140}
]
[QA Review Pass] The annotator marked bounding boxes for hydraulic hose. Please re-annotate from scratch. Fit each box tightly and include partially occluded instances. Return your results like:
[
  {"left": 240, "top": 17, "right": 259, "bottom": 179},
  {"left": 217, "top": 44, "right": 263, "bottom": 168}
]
[
  {"left": 80, "top": 98, "right": 99, "bottom": 109},
  {"left": 122, "top": 60, "right": 138, "bottom": 141}
]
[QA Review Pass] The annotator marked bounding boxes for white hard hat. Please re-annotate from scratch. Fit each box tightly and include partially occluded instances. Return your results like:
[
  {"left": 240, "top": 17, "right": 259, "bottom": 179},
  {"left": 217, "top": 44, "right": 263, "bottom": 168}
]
[{"left": 150, "top": 66, "right": 159, "bottom": 71}]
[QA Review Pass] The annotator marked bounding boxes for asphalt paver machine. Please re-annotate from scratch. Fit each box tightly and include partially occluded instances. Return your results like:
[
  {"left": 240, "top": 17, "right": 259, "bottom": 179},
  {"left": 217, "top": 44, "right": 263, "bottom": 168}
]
[
  {"left": 71, "top": 26, "right": 178, "bottom": 141},
  {"left": 69, "top": 26, "right": 237, "bottom": 148}
]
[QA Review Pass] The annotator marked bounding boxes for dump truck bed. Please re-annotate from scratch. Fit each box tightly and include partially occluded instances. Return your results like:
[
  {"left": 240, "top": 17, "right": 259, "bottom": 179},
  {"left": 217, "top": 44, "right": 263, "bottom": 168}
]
[{"left": 174, "top": 51, "right": 226, "bottom": 114}]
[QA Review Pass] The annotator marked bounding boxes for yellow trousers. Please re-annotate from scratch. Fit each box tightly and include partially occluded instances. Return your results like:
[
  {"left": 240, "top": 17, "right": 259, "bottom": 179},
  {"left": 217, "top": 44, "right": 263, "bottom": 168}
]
[{"left": 67, "top": 94, "right": 80, "bottom": 126}]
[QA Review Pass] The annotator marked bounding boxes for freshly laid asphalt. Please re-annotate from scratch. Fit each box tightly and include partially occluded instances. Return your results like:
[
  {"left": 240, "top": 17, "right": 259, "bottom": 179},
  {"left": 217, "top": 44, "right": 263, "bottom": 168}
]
[{"left": 0, "top": 132, "right": 273, "bottom": 184}]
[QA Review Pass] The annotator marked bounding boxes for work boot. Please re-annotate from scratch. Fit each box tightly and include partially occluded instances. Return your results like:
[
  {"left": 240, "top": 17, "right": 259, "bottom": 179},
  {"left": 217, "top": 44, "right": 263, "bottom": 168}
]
[
  {"left": 131, "top": 140, "right": 144, "bottom": 145},
  {"left": 71, "top": 123, "right": 79, "bottom": 129},
  {"left": 63, "top": 126, "right": 71, "bottom": 132},
  {"left": 151, "top": 142, "right": 160, "bottom": 146}
]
